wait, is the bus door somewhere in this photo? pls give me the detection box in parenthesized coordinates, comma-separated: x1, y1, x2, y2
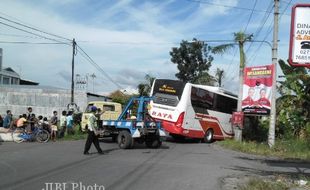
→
(183, 105, 196, 133)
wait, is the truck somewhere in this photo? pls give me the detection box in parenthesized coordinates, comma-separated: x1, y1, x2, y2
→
(98, 96, 166, 149)
(81, 101, 122, 131)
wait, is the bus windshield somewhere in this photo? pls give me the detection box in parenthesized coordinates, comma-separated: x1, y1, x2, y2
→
(152, 79, 186, 107)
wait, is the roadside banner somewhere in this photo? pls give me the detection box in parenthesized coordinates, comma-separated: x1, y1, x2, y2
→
(242, 65, 274, 115)
(232, 112, 244, 129)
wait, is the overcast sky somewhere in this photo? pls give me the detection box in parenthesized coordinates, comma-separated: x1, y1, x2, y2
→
(0, 0, 307, 95)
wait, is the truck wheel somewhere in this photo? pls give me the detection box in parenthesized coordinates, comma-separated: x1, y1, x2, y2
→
(204, 129, 214, 143)
(146, 136, 162, 149)
(117, 130, 133, 149)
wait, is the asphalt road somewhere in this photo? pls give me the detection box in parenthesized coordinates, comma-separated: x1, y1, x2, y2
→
(0, 139, 309, 190)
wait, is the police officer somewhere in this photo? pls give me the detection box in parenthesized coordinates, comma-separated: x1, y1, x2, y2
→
(84, 106, 103, 155)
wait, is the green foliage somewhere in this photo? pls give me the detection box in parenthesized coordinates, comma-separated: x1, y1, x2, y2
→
(195, 71, 216, 85)
(242, 117, 269, 142)
(170, 38, 213, 83)
(137, 74, 155, 96)
(212, 32, 253, 69)
(215, 68, 224, 87)
(238, 178, 289, 190)
(218, 139, 310, 160)
(61, 125, 87, 141)
(109, 90, 133, 106)
(276, 59, 310, 139)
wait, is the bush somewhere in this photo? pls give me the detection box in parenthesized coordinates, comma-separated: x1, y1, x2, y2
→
(242, 116, 268, 142)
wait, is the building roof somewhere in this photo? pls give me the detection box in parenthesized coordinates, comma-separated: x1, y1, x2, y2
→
(20, 79, 39, 85)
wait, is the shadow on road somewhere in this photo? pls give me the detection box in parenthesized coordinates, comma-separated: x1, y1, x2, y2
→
(226, 155, 310, 180)
(164, 136, 203, 144)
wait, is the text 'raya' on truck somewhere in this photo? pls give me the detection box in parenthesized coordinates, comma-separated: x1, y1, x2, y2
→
(83, 97, 166, 149)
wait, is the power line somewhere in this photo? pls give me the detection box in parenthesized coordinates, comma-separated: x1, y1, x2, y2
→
(246, 1, 273, 55)
(243, 0, 258, 32)
(185, 0, 290, 16)
(0, 21, 70, 45)
(0, 41, 69, 45)
(0, 15, 71, 41)
(248, 0, 292, 65)
(77, 41, 178, 46)
(0, 33, 42, 39)
(76, 44, 124, 90)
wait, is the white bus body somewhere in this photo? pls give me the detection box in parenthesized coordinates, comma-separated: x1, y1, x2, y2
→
(149, 79, 237, 141)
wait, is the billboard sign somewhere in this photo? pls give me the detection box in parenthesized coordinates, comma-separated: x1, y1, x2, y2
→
(242, 65, 274, 115)
(289, 4, 310, 68)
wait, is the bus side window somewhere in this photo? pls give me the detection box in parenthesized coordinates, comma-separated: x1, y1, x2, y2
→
(191, 87, 212, 115)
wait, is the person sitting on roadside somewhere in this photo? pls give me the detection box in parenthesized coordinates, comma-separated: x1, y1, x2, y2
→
(29, 113, 37, 131)
(16, 114, 28, 131)
(37, 115, 43, 126)
(42, 117, 50, 133)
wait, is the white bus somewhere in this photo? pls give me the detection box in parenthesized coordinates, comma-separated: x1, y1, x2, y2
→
(149, 79, 237, 142)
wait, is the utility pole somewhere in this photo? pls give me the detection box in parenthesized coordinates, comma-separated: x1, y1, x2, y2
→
(90, 73, 96, 93)
(268, 0, 279, 148)
(71, 38, 76, 104)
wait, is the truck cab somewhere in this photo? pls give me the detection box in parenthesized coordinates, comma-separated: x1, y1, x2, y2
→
(81, 101, 122, 131)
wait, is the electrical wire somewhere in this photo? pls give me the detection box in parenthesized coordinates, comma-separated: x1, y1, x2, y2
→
(248, 0, 293, 65)
(0, 21, 70, 45)
(245, 1, 273, 56)
(0, 41, 69, 45)
(185, 0, 290, 15)
(0, 15, 71, 41)
(76, 44, 124, 90)
(243, 0, 258, 32)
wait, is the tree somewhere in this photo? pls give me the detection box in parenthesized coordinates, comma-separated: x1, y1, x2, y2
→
(170, 38, 213, 83)
(215, 68, 224, 87)
(276, 59, 310, 139)
(195, 71, 216, 85)
(137, 74, 155, 96)
(109, 90, 132, 106)
(212, 31, 253, 141)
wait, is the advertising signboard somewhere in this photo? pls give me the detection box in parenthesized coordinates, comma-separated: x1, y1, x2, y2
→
(242, 65, 274, 115)
(289, 4, 310, 68)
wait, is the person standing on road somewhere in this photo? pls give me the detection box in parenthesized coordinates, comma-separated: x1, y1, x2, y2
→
(27, 107, 33, 120)
(59, 110, 67, 138)
(50, 111, 58, 141)
(66, 111, 74, 135)
(84, 106, 103, 155)
(3, 110, 12, 129)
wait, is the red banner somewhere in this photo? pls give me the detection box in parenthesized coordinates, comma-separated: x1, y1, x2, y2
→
(242, 65, 274, 115)
(232, 112, 244, 129)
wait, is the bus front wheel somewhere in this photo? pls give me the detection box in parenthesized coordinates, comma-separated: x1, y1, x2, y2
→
(204, 129, 214, 143)
(145, 136, 162, 148)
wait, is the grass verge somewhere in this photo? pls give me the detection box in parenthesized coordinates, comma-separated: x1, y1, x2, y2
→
(218, 139, 310, 160)
(59, 126, 87, 141)
(238, 178, 289, 190)
(238, 176, 310, 190)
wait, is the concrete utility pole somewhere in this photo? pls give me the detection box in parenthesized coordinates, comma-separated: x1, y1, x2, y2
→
(71, 38, 76, 104)
(90, 73, 96, 93)
(268, 0, 279, 148)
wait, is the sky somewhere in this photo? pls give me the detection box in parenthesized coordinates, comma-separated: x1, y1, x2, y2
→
(0, 0, 308, 95)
